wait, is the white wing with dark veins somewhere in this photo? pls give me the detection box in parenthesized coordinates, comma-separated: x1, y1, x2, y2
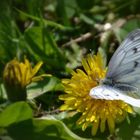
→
(106, 29, 140, 95)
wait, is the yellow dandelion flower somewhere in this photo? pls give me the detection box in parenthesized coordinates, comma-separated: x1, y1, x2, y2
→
(59, 52, 133, 135)
(3, 58, 43, 102)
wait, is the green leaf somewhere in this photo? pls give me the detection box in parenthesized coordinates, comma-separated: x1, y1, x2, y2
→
(16, 8, 66, 30)
(64, 0, 77, 18)
(0, 1, 21, 62)
(0, 101, 33, 127)
(61, 112, 107, 139)
(117, 114, 140, 140)
(33, 117, 91, 140)
(98, 47, 107, 69)
(0, 83, 7, 101)
(24, 26, 66, 71)
(56, 0, 70, 26)
(100, 30, 113, 60)
(76, 0, 94, 10)
(113, 18, 140, 42)
(80, 14, 95, 25)
(64, 43, 83, 69)
(27, 76, 63, 99)
(7, 116, 92, 140)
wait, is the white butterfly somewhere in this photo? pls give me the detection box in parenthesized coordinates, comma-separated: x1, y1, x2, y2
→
(90, 29, 140, 107)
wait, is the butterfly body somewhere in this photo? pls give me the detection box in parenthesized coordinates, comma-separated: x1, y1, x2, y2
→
(90, 29, 140, 107)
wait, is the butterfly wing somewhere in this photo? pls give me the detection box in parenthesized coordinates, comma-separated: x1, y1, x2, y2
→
(106, 29, 140, 94)
(90, 85, 140, 107)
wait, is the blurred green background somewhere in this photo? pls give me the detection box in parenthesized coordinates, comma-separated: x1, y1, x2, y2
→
(1, 0, 140, 140)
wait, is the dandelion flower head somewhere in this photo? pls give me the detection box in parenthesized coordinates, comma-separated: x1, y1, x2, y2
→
(59, 52, 133, 135)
